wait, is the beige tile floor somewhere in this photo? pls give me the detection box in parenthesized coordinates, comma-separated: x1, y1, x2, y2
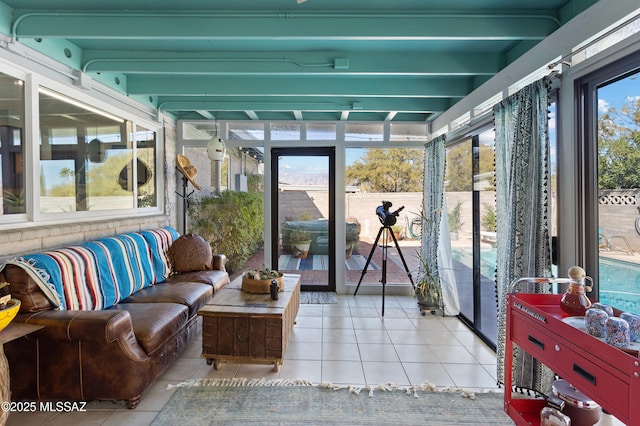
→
(7, 293, 500, 426)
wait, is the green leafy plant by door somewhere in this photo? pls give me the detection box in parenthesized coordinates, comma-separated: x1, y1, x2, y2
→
(188, 190, 264, 273)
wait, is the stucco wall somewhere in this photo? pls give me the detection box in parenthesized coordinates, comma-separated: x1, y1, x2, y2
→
(278, 191, 495, 242)
(598, 190, 640, 253)
(278, 191, 424, 242)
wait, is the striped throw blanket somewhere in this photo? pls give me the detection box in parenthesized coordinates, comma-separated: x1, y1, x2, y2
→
(7, 227, 179, 310)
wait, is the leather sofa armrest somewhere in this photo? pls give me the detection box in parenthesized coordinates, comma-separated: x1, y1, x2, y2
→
(15, 310, 147, 359)
(212, 253, 227, 272)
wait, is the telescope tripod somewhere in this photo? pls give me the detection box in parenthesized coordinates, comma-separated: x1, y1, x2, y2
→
(353, 225, 416, 316)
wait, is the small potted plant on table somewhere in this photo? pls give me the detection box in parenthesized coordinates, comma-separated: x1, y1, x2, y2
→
(241, 266, 284, 294)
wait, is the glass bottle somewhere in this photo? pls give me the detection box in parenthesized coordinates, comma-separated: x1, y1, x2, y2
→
(541, 395, 571, 425)
(560, 266, 593, 317)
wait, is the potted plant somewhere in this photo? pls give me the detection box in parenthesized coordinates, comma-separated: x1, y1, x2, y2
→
(241, 265, 284, 294)
(480, 203, 497, 246)
(2, 189, 25, 214)
(391, 224, 403, 240)
(289, 229, 312, 259)
(345, 241, 354, 259)
(448, 200, 463, 240)
(298, 212, 313, 221)
(481, 203, 496, 231)
(413, 207, 444, 314)
(415, 254, 442, 314)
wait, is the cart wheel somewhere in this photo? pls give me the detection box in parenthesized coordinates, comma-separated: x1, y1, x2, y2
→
(205, 358, 213, 366)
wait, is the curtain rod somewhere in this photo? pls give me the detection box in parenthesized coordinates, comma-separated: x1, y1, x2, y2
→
(548, 11, 640, 69)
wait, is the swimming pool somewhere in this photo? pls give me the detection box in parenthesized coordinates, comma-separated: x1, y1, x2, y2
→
(451, 247, 640, 315)
(451, 247, 497, 280)
(599, 257, 640, 314)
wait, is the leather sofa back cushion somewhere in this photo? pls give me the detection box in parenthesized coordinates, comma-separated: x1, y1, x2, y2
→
(1, 264, 54, 312)
(169, 233, 213, 273)
(0, 227, 180, 311)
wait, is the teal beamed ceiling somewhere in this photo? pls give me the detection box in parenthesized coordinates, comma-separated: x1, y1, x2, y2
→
(0, 0, 599, 122)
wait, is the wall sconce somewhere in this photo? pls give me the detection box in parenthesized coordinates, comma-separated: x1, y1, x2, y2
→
(207, 118, 226, 161)
(207, 135, 226, 161)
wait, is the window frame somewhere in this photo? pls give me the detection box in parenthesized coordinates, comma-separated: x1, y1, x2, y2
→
(0, 66, 164, 228)
(577, 50, 640, 297)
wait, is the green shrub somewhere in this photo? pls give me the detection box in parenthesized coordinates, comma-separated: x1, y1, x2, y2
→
(298, 212, 314, 221)
(448, 200, 463, 232)
(188, 191, 264, 273)
(481, 203, 497, 232)
(246, 174, 263, 193)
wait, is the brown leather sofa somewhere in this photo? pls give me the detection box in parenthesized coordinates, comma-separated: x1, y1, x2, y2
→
(0, 228, 229, 409)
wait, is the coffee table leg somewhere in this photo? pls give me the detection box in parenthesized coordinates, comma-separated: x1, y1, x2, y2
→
(214, 359, 221, 370)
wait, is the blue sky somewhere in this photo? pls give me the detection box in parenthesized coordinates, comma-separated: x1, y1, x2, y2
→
(598, 70, 639, 115)
(277, 148, 366, 177)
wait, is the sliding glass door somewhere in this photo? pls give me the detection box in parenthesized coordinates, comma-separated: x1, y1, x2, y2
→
(271, 147, 336, 291)
(447, 129, 498, 348)
(579, 53, 640, 313)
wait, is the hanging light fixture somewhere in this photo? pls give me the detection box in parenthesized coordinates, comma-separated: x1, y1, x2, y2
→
(207, 115, 226, 161)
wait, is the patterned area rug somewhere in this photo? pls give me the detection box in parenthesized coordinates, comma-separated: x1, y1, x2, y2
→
(279, 255, 379, 271)
(153, 379, 510, 425)
(300, 292, 337, 304)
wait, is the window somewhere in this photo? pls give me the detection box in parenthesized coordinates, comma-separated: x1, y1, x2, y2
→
(307, 123, 336, 140)
(344, 147, 424, 287)
(0, 73, 25, 216)
(38, 87, 148, 213)
(135, 125, 157, 208)
(228, 122, 264, 141)
(390, 123, 428, 142)
(579, 52, 640, 313)
(270, 123, 300, 140)
(345, 123, 384, 142)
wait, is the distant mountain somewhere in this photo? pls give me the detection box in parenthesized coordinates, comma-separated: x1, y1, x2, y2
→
(279, 172, 328, 186)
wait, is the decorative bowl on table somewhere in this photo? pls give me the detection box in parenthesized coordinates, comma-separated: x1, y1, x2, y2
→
(241, 268, 284, 294)
(0, 299, 21, 332)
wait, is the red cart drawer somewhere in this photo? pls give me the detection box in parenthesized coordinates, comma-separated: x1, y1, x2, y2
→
(510, 309, 560, 363)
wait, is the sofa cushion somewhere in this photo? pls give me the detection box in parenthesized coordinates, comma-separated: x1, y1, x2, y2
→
(119, 282, 213, 317)
(169, 233, 213, 273)
(165, 270, 230, 293)
(0, 264, 56, 312)
(108, 302, 188, 355)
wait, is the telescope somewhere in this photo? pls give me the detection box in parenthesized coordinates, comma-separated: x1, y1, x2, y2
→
(376, 201, 404, 227)
(355, 200, 414, 316)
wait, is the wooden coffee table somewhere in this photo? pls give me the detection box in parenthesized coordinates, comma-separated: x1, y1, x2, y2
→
(198, 273, 300, 372)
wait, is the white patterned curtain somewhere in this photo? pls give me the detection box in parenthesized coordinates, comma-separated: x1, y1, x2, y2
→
(422, 135, 460, 316)
(495, 78, 553, 394)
